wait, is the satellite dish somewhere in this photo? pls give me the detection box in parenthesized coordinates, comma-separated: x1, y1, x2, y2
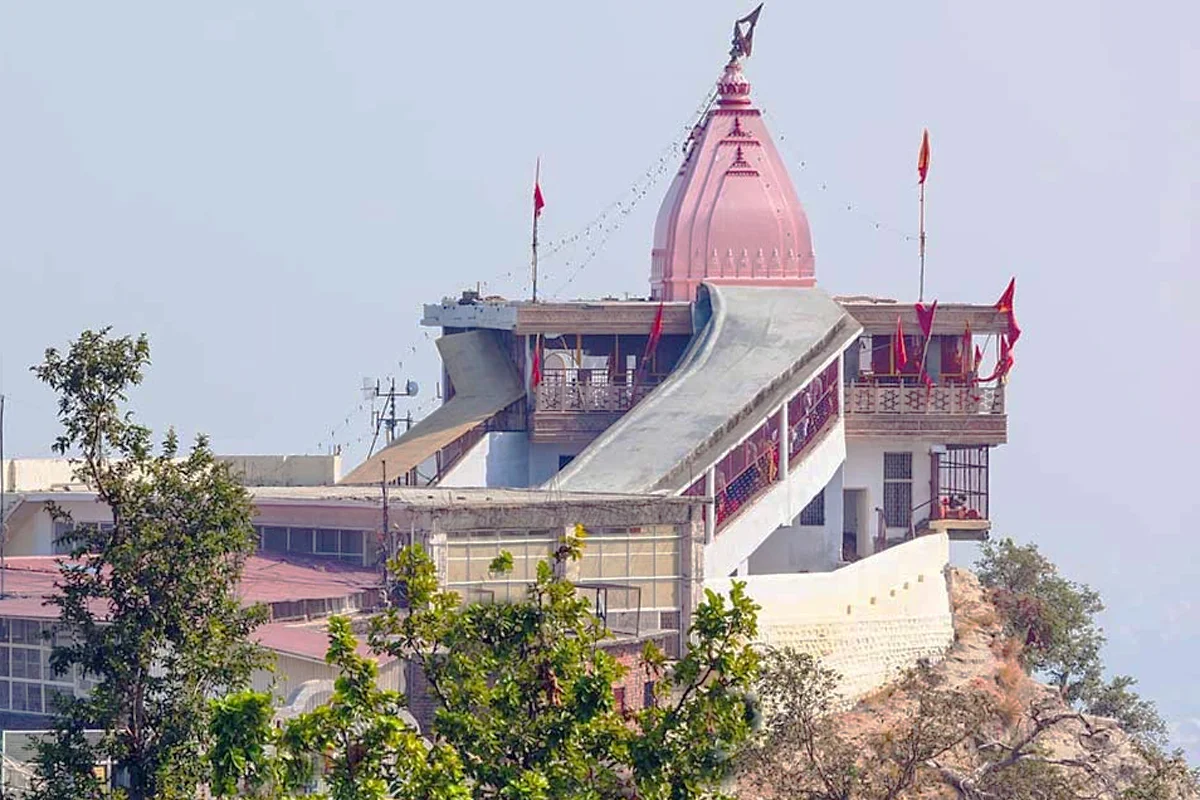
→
(405, 380, 420, 397)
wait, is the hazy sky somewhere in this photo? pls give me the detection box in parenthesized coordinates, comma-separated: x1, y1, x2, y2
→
(1, 1, 1196, 756)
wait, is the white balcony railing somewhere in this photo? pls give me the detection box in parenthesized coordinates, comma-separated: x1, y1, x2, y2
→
(844, 381, 1004, 416)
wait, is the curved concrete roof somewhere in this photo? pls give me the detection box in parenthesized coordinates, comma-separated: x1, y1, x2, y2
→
(550, 283, 860, 495)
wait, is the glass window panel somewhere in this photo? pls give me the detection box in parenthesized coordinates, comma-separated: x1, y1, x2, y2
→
(12, 620, 39, 645)
(0, 647, 8, 677)
(288, 529, 314, 554)
(654, 540, 679, 577)
(0, 618, 9, 643)
(315, 529, 339, 553)
(263, 527, 288, 553)
(340, 530, 364, 555)
(0, 679, 9, 710)
(467, 545, 498, 581)
(579, 552, 603, 580)
(628, 541, 655, 578)
(601, 546, 628, 579)
(13, 648, 41, 680)
(656, 580, 679, 609)
(446, 557, 469, 583)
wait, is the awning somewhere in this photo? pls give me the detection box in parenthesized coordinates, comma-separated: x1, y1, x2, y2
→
(339, 330, 523, 485)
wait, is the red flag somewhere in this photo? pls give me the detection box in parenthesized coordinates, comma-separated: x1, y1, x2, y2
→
(997, 334, 1014, 380)
(962, 321, 974, 373)
(645, 301, 665, 357)
(893, 316, 908, 372)
(979, 335, 1014, 383)
(917, 129, 931, 185)
(995, 277, 1015, 313)
(914, 300, 938, 340)
(531, 336, 543, 387)
(533, 158, 546, 219)
(1007, 310, 1021, 347)
(533, 182, 545, 219)
(974, 345, 983, 371)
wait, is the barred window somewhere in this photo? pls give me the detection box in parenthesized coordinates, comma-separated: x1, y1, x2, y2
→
(798, 490, 825, 526)
(883, 452, 913, 528)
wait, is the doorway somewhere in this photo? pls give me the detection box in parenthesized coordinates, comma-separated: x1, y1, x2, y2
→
(842, 489, 869, 562)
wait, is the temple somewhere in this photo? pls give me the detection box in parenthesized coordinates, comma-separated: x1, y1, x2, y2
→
(341, 14, 1011, 582)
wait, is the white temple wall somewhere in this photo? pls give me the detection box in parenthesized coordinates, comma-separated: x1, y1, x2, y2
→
(843, 438, 936, 550)
(439, 432, 530, 489)
(747, 465, 844, 574)
(707, 533, 954, 704)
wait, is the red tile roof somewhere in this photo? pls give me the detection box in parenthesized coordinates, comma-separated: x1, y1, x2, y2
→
(0, 554, 380, 618)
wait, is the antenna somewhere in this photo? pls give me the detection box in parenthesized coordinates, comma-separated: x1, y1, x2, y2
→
(364, 374, 422, 458)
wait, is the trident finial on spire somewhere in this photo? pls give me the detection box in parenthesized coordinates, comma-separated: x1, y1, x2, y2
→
(730, 4, 764, 62)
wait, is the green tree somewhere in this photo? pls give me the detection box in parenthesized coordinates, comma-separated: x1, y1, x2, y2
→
(29, 329, 268, 800)
(209, 617, 469, 800)
(976, 539, 1170, 742)
(211, 531, 762, 799)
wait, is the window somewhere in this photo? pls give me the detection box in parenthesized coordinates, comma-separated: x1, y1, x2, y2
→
(12, 620, 42, 646)
(883, 452, 913, 528)
(288, 528, 314, 555)
(12, 648, 42, 680)
(613, 686, 627, 713)
(262, 527, 288, 553)
(316, 529, 339, 554)
(12, 681, 42, 714)
(53, 522, 113, 555)
(798, 490, 825, 526)
(643, 681, 656, 709)
(558, 454, 575, 470)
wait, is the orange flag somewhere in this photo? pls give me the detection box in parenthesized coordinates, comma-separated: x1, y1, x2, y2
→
(917, 129, 931, 185)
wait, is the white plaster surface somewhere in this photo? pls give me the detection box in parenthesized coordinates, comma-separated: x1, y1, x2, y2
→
(708, 533, 954, 703)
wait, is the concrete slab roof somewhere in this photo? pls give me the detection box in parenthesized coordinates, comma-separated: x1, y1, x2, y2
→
(552, 283, 861, 494)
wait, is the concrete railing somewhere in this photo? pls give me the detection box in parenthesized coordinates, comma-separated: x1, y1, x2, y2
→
(845, 381, 1004, 416)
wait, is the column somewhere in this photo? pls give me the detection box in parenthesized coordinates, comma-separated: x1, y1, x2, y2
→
(704, 468, 716, 544)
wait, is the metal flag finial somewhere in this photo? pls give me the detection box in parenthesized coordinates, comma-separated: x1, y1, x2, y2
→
(730, 4, 764, 62)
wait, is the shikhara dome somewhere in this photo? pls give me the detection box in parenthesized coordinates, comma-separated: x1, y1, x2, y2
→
(650, 59, 816, 301)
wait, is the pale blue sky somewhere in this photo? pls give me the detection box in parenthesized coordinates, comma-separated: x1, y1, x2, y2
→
(1, 1, 1196, 755)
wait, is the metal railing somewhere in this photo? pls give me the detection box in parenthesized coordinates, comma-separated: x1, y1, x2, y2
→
(715, 443, 781, 528)
(844, 380, 1004, 416)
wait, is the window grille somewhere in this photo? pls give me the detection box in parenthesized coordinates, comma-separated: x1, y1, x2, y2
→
(883, 452, 913, 528)
(798, 490, 825, 526)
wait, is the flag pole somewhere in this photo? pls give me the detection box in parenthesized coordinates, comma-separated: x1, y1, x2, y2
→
(918, 179, 926, 302)
(916, 128, 930, 302)
(531, 158, 541, 303)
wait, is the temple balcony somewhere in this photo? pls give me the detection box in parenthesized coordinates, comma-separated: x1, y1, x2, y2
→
(530, 368, 662, 444)
(844, 380, 1007, 445)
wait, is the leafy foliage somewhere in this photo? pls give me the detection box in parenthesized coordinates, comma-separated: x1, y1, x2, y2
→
(739, 649, 992, 799)
(976, 539, 1171, 745)
(370, 529, 762, 799)
(210, 617, 469, 800)
(741, 647, 1197, 800)
(29, 329, 267, 800)
(209, 531, 762, 799)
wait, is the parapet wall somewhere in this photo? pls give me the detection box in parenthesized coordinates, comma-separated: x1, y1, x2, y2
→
(705, 533, 954, 704)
